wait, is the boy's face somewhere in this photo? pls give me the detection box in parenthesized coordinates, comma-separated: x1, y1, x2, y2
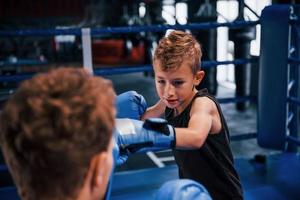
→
(153, 59, 204, 111)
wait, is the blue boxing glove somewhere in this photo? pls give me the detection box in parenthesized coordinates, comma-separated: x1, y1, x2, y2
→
(115, 118, 176, 154)
(116, 91, 148, 120)
(112, 136, 128, 166)
(155, 179, 212, 200)
(105, 134, 129, 199)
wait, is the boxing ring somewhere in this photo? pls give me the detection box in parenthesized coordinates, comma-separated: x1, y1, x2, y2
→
(1, 4, 300, 200)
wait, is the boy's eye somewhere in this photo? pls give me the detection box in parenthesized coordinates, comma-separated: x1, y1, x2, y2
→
(172, 80, 184, 86)
(157, 80, 165, 84)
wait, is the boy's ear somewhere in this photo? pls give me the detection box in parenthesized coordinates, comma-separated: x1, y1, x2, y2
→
(194, 70, 205, 84)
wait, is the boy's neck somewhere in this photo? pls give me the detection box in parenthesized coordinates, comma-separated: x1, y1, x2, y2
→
(172, 90, 198, 117)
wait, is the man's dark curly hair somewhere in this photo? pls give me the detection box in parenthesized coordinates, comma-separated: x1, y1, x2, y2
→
(0, 67, 116, 200)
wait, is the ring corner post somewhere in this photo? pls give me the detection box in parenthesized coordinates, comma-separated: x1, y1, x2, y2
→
(81, 28, 94, 75)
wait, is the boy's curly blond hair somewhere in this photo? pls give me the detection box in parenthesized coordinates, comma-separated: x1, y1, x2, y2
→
(153, 30, 202, 74)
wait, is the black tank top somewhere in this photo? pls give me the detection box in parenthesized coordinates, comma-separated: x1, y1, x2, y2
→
(165, 89, 243, 200)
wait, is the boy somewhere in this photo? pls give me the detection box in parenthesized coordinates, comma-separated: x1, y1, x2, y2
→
(0, 68, 116, 200)
(141, 30, 243, 200)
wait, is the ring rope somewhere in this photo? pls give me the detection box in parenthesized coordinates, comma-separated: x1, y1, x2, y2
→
(230, 133, 257, 141)
(287, 96, 300, 106)
(0, 59, 48, 67)
(0, 20, 259, 37)
(0, 58, 258, 81)
(286, 135, 300, 146)
(288, 57, 300, 65)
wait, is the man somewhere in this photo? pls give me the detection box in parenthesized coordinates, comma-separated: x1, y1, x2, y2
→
(0, 68, 116, 200)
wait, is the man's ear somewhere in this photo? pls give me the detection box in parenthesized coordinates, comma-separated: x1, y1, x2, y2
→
(93, 152, 108, 188)
(194, 70, 205, 85)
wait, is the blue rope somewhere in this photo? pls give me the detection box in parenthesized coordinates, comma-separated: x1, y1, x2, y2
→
(286, 135, 300, 146)
(202, 58, 258, 68)
(0, 28, 81, 37)
(230, 132, 257, 141)
(0, 59, 48, 67)
(0, 73, 34, 82)
(0, 58, 258, 81)
(287, 96, 300, 106)
(0, 57, 257, 69)
(0, 20, 260, 37)
(288, 57, 300, 65)
(218, 96, 257, 104)
(94, 58, 258, 75)
(94, 65, 153, 76)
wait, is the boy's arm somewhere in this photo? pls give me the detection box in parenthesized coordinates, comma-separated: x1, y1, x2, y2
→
(175, 97, 221, 149)
(141, 99, 166, 120)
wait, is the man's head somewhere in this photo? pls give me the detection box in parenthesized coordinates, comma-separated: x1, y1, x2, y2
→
(153, 30, 202, 74)
(0, 68, 116, 200)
